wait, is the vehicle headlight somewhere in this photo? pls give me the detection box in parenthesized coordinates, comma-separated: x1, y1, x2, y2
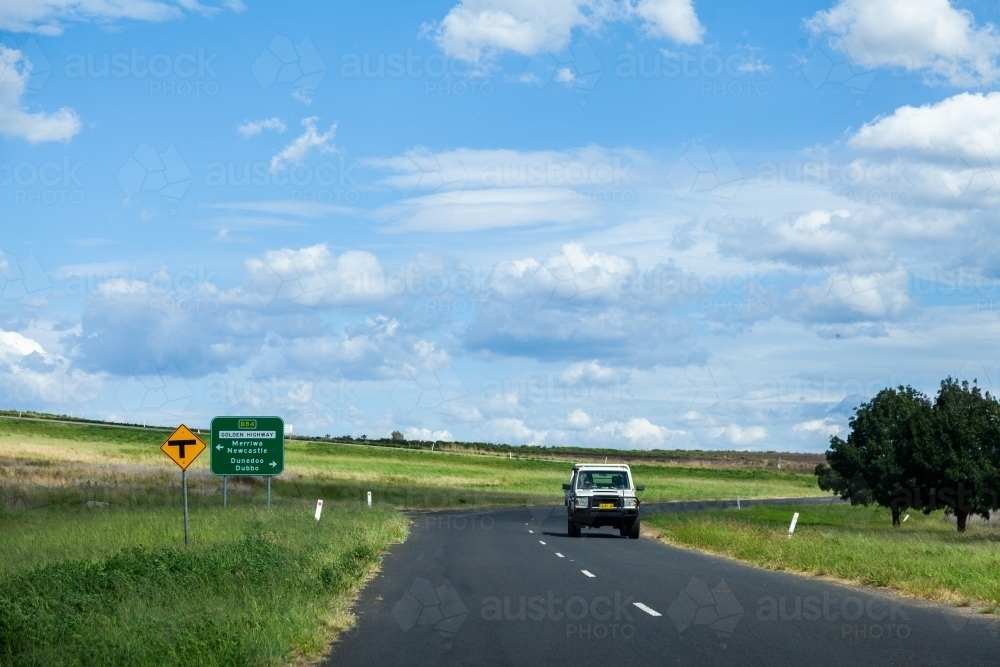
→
(575, 497, 589, 508)
(623, 498, 637, 508)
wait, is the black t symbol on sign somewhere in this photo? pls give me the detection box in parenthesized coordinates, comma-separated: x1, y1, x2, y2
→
(167, 439, 196, 458)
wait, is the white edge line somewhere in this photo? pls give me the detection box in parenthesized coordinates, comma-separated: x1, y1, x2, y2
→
(634, 602, 661, 617)
(581, 570, 595, 578)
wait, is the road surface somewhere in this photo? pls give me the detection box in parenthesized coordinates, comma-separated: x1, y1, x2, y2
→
(325, 501, 998, 666)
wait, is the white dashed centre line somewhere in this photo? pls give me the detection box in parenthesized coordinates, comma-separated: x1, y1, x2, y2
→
(539, 540, 546, 545)
(555, 553, 564, 558)
(634, 602, 662, 617)
(528, 530, 533, 533)
(581, 570, 595, 578)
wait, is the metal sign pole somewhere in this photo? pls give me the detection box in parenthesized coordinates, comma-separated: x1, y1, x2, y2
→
(182, 468, 190, 547)
(223, 476, 227, 508)
(267, 476, 271, 507)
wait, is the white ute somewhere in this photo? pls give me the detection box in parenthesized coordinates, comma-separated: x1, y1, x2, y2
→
(563, 463, 645, 539)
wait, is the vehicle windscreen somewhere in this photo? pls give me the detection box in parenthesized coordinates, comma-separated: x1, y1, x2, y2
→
(576, 470, 630, 490)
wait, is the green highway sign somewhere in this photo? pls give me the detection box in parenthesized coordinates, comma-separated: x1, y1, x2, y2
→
(210, 416, 284, 476)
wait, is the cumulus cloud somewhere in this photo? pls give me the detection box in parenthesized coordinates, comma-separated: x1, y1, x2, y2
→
(806, 0, 1000, 85)
(558, 359, 626, 386)
(464, 243, 702, 365)
(481, 417, 548, 444)
(429, 0, 703, 63)
(850, 92, 1000, 162)
(404, 427, 455, 441)
(244, 244, 390, 308)
(269, 117, 337, 173)
(793, 418, 843, 437)
(716, 424, 767, 445)
(237, 117, 287, 138)
(566, 408, 592, 428)
(1, 0, 243, 35)
(633, 0, 704, 44)
(587, 417, 684, 446)
(0, 46, 80, 142)
(0, 329, 45, 362)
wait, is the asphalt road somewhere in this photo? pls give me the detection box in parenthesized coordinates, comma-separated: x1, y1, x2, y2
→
(325, 501, 999, 666)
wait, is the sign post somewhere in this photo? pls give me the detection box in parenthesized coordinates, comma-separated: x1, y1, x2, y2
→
(210, 417, 284, 505)
(159, 424, 207, 546)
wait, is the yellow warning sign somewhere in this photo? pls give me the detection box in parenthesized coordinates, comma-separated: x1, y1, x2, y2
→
(160, 424, 207, 470)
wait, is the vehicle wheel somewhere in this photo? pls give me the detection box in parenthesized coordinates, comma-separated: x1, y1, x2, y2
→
(568, 519, 581, 537)
(628, 519, 640, 539)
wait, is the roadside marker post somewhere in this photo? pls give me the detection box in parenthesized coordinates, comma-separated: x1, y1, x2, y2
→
(788, 512, 800, 537)
(367, 491, 372, 507)
(737, 496, 741, 510)
(159, 424, 207, 547)
(315, 499, 323, 521)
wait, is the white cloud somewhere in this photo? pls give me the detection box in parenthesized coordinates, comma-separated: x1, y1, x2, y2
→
(269, 117, 337, 173)
(592, 417, 683, 446)
(430, 0, 702, 63)
(566, 408, 592, 428)
(559, 359, 624, 385)
(0, 0, 243, 35)
(244, 244, 390, 307)
(619, 417, 678, 445)
(806, 0, 1000, 85)
(793, 418, 843, 437)
(0, 329, 45, 361)
(0, 46, 80, 142)
(849, 92, 1000, 162)
(237, 117, 287, 138)
(489, 242, 635, 304)
(634, 0, 704, 44)
(481, 417, 548, 444)
(370, 145, 642, 232)
(717, 424, 767, 444)
(404, 427, 455, 441)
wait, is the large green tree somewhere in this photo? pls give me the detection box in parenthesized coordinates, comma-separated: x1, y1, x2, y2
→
(911, 378, 1000, 531)
(816, 386, 932, 526)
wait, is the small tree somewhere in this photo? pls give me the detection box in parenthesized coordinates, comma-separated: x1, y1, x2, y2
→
(391, 430, 405, 442)
(816, 386, 932, 526)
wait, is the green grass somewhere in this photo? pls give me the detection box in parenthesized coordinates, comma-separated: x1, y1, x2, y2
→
(646, 503, 1000, 609)
(0, 501, 407, 666)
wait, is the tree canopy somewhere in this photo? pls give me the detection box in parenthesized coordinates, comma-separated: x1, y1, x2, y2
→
(816, 378, 1000, 531)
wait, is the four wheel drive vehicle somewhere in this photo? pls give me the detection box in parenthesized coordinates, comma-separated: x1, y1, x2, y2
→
(563, 463, 645, 539)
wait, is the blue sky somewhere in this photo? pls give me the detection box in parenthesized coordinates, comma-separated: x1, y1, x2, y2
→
(3, 0, 1000, 450)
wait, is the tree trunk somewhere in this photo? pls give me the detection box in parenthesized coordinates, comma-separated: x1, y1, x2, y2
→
(891, 508, 900, 527)
(956, 511, 968, 532)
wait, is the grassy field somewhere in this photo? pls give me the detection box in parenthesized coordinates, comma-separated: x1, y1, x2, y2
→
(0, 415, 822, 665)
(646, 503, 1000, 610)
(0, 416, 822, 511)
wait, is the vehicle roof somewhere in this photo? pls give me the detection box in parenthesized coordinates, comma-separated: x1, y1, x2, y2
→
(572, 463, 631, 470)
